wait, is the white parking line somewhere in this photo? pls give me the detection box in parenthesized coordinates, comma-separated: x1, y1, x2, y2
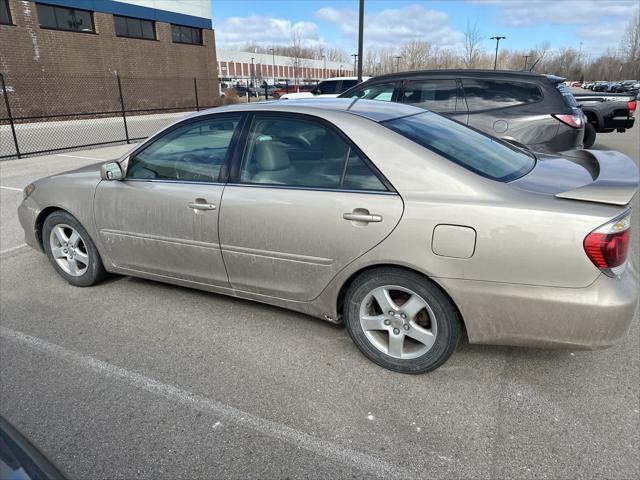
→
(0, 186, 22, 191)
(0, 326, 413, 480)
(0, 244, 28, 255)
(55, 154, 103, 161)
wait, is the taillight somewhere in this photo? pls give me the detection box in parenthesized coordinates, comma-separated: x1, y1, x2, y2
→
(553, 113, 583, 129)
(583, 212, 631, 277)
(628, 100, 636, 116)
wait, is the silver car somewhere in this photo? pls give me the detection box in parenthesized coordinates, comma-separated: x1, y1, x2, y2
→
(17, 99, 639, 373)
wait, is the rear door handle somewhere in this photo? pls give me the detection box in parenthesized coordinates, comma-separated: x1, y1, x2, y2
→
(343, 212, 382, 223)
(188, 201, 216, 211)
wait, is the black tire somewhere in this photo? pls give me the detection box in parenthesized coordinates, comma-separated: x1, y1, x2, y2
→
(583, 122, 597, 149)
(344, 267, 462, 374)
(42, 210, 107, 287)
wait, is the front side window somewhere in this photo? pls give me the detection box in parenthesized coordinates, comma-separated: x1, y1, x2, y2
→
(347, 82, 398, 102)
(462, 79, 543, 111)
(127, 116, 241, 182)
(114, 15, 155, 40)
(36, 3, 95, 33)
(1, 0, 11, 25)
(239, 115, 386, 191)
(171, 24, 202, 45)
(383, 112, 535, 182)
(339, 79, 359, 92)
(401, 79, 459, 112)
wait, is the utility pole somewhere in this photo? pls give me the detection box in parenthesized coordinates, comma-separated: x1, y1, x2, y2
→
(250, 57, 255, 102)
(357, 0, 364, 82)
(394, 55, 402, 72)
(322, 55, 326, 79)
(490, 36, 506, 70)
(269, 48, 276, 85)
(351, 54, 358, 76)
(523, 55, 530, 71)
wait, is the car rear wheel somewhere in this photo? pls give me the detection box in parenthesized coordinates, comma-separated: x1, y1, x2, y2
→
(584, 122, 597, 148)
(344, 267, 462, 374)
(43, 211, 107, 287)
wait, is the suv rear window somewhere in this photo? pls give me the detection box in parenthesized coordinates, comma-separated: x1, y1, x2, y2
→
(383, 112, 535, 182)
(555, 82, 579, 108)
(462, 79, 543, 111)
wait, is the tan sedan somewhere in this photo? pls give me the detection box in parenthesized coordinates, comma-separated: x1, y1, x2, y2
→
(18, 99, 639, 373)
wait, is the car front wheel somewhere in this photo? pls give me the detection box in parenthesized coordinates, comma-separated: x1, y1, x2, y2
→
(42, 211, 107, 287)
(344, 267, 462, 374)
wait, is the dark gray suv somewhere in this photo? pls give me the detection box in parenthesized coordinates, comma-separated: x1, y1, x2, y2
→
(339, 70, 585, 153)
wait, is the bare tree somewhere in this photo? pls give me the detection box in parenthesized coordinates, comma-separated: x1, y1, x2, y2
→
(463, 22, 483, 68)
(620, 8, 640, 78)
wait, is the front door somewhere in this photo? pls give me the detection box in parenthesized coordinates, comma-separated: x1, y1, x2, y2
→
(219, 113, 404, 301)
(94, 114, 243, 286)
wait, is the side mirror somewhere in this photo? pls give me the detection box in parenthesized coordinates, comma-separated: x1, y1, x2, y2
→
(100, 161, 124, 181)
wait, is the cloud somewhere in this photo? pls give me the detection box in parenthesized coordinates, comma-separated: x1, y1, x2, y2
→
(474, 0, 636, 27)
(214, 14, 323, 50)
(316, 5, 465, 50)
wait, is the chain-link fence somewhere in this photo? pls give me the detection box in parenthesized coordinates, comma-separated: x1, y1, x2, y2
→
(0, 72, 220, 159)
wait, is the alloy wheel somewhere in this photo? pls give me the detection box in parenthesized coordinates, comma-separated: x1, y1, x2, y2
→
(49, 223, 89, 277)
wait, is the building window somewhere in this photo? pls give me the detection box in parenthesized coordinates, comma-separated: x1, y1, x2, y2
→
(1, 0, 12, 25)
(171, 24, 202, 45)
(36, 3, 95, 33)
(114, 15, 155, 40)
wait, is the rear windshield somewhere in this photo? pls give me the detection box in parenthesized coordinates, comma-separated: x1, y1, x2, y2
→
(555, 83, 579, 108)
(383, 112, 535, 182)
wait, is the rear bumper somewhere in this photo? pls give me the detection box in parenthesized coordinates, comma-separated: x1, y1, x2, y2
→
(604, 115, 635, 131)
(438, 267, 638, 349)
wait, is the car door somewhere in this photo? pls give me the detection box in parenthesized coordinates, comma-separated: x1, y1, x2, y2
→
(94, 114, 244, 286)
(218, 112, 404, 301)
(399, 78, 468, 123)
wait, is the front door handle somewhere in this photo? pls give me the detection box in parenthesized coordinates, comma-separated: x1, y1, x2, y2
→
(188, 200, 216, 211)
(343, 211, 382, 223)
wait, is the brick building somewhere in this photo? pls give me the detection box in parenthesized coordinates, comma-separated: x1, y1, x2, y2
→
(0, 0, 219, 116)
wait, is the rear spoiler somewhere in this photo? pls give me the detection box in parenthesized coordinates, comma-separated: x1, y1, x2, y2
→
(556, 149, 639, 206)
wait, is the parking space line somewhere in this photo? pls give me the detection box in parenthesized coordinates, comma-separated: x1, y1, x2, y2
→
(0, 326, 414, 480)
(0, 186, 22, 191)
(0, 244, 28, 255)
(54, 154, 104, 161)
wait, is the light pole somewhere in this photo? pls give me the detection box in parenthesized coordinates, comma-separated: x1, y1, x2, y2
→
(394, 55, 402, 72)
(490, 36, 506, 70)
(357, 0, 364, 82)
(351, 54, 358, 76)
(269, 48, 276, 85)
(250, 57, 255, 102)
(322, 55, 326, 79)
(523, 55, 530, 71)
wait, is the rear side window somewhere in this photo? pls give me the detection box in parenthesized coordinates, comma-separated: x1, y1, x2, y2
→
(317, 80, 340, 95)
(555, 83, 579, 108)
(401, 79, 459, 112)
(339, 80, 359, 92)
(462, 79, 543, 111)
(383, 112, 535, 182)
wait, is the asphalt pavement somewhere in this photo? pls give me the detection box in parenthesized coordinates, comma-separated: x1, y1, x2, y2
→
(0, 128, 638, 479)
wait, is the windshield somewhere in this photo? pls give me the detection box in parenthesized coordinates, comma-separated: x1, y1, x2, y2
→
(382, 112, 536, 182)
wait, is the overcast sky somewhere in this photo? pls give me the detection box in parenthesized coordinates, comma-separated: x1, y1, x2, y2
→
(211, 0, 638, 55)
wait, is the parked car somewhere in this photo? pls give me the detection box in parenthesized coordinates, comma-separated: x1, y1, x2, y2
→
(233, 85, 257, 98)
(574, 91, 637, 147)
(18, 99, 639, 374)
(279, 77, 370, 99)
(0, 416, 67, 479)
(593, 82, 609, 92)
(571, 81, 582, 87)
(339, 69, 585, 153)
(271, 84, 314, 98)
(614, 80, 639, 93)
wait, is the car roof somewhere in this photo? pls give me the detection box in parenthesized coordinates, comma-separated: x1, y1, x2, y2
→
(322, 76, 371, 81)
(365, 69, 562, 83)
(193, 98, 424, 123)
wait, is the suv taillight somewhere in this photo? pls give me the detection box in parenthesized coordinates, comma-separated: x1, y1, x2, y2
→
(553, 113, 583, 129)
(628, 100, 636, 116)
(583, 212, 631, 277)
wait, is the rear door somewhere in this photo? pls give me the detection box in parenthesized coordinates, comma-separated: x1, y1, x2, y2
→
(399, 78, 467, 123)
(218, 112, 404, 301)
